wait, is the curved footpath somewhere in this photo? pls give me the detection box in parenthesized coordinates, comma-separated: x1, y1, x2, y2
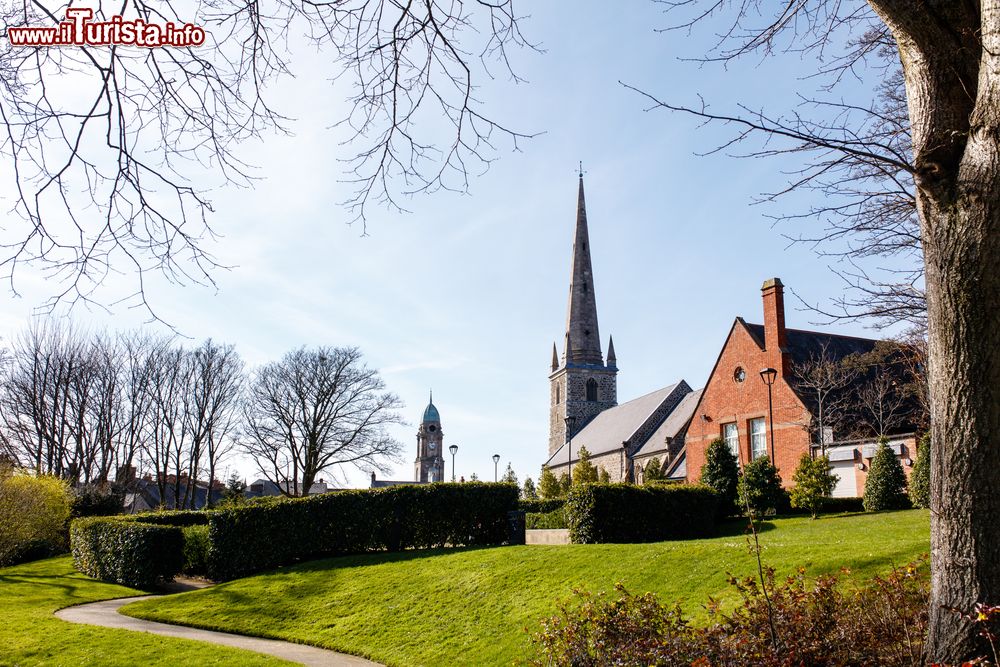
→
(56, 595, 382, 667)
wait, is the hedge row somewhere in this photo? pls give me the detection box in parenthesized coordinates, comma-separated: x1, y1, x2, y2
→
(519, 498, 565, 514)
(70, 516, 184, 587)
(566, 483, 719, 544)
(207, 482, 520, 580)
(526, 508, 567, 530)
(119, 510, 210, 526)
(777, 494, 866, 516)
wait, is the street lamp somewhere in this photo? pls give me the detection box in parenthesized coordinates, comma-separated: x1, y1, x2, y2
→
(492, 453, 501, 482)
(564, 415, 576, 482)
(759, 367, 778, 461)
(449, 444, 458, 482)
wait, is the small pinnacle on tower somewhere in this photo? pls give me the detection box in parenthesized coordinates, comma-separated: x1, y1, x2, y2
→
(551, 342, 559, 371)
(607, 335, 617, 368)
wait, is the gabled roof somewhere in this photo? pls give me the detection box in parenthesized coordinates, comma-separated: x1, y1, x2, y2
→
(546, 382, 688, 466)
(742, 322, 881, 367)
(634, 388, 703, 457)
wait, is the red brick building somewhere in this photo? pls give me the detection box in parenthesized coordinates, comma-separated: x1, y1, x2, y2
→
(683, 278, 920, 492)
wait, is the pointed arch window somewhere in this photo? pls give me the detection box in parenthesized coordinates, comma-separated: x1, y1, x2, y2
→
(586, 378, 598, 402)
(555, 385, 561, 405)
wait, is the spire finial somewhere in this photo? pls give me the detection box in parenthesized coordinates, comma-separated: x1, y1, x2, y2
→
(429, 389, 433, 404)
(578, 161, 586, 178)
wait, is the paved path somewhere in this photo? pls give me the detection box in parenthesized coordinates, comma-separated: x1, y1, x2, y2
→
(56, 596, 382, 667)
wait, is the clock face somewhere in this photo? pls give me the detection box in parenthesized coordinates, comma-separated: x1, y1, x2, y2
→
(429, 442, 436, 451)
(428, 425, 437, 432)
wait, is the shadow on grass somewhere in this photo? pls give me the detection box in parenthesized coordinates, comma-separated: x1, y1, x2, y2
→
(714, 519, 777, 538)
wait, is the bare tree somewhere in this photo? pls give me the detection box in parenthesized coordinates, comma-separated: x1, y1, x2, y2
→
(790, 342, 860, 452)
(242, 346, 403, 496)
(184, 340, 244, 506)
(850, 345, 911, 438)
(0, 0, 534, 319)
(646, 3, 999, 659)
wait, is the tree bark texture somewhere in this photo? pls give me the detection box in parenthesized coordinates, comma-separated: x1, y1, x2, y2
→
(869, 1, 1000, 661)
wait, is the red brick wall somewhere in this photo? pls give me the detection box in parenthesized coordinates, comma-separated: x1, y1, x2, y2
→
(685, 321, 812, 485)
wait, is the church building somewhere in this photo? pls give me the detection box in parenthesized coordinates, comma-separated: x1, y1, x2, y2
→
(371, 393, 446, 487)
(544, 175, 701, 482)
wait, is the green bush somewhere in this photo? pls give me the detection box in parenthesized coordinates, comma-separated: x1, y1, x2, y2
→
(642, 457, 666, 484)
(700, 438, 739, 517)
(572, 447, 599, 486)
(70, 485, 125, 518)
(909, 434, 930, 509)
(70, 517, 184, 587)
(565, 483, 718, 544)
(207, 482, 519, 580)
(819, 496, 864, 514)
(789, 454, 839, 518)
(526, 508, 568, 530)
(0, 470, 73, 566)
(529, 558, 931, 666)
(864, 438, 909, 512)
(182, 525, 210, 576)
(538, 466, 562, 499)
(737, 456, 784, 517)
(519, 498, 565, 514)
(123, 511, 210, 527)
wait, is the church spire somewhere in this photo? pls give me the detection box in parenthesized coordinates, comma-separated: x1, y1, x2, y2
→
(563, 174, 604, 365)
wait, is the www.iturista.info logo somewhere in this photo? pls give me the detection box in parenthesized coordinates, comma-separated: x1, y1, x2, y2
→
(7, 8, 206, 47)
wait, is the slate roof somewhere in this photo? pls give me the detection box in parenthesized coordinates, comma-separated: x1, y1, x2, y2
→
(546, 383, 688, 466)
(634, 388, 704, 458)
(742, 320, 921, 432)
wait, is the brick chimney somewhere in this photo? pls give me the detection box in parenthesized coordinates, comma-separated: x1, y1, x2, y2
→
(761, 277, 789, 374)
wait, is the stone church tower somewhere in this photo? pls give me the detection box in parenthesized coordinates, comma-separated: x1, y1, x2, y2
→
(415, 393, 446, 482)
(548, 175, 618, 456)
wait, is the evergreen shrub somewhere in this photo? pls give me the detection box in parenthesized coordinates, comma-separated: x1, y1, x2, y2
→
(182, 525, 210, 575)
(700, 438, 739, 517)
(70, 516, 184, 587)
(206, 482, 519, 580)
(737, 456, 784, 517)
(909, 434, 930, 509)
(526, 508, 568, 530)
(864, 438, 910, 512)
(565, 483, 718, 544)
(519, 498, 565, 514)
(789, 454, 838, 518)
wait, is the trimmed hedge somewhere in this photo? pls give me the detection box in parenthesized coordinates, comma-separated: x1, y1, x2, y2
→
(207, 482, 520, 580)
(526, 508, 567, 530)
(70, 517, 184, 587)
(566, 483, 719, 544)
(121, 510, 210, 526)
(182, 525, 210, 575)
(519, 498, 565, 514)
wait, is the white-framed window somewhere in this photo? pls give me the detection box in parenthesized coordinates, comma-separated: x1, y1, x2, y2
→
(750, 418, 767, 460)
(722, 422, 739, 459)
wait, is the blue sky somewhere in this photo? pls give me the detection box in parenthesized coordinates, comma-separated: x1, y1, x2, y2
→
(0, 2, 908, 486)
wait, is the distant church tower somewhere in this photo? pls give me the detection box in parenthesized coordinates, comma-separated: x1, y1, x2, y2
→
(548, 174, 618, 456)
(415, 392, 446, 482)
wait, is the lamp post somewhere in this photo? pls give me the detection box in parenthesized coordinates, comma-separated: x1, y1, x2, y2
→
(492, 453, 501, 482)
(760, 367, 778, 461)
(564, 415, 576, 482)
(449, 444, 458, 482)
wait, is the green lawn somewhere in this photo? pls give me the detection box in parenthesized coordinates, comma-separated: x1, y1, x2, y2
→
(0, 556, 290, 666)
(124, 509, 930, 667)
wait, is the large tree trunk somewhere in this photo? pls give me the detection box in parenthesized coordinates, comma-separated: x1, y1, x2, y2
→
(869, 1, 1000, 662)
(921, 113, 1000, 665)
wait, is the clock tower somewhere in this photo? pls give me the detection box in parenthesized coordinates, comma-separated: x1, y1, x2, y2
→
(415, 392, 446, 482)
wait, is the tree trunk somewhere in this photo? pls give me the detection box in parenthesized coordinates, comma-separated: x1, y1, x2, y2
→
(922, 146, 1000, 664)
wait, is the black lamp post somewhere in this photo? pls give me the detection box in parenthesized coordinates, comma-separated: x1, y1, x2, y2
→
(760, 367, 778, 461)
(492, 453, 501, 482)
(449, 444, 458, 482)
(564, 415, 576, 482)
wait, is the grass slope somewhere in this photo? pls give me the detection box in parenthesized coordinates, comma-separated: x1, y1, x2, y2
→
(0, 556, 290, 667)
(124, 510, 929, 666)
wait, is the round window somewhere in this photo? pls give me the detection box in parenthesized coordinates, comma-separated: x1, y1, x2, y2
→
(734, 367, 746, 383)
(428, 425, 437, 432)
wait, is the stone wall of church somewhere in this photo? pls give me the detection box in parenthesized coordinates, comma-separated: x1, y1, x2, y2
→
(548, 449, 627, 482)
(548, 365, 618, 456)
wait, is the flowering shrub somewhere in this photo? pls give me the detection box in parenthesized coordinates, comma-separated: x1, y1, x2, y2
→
(529, 557, 936, 666)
